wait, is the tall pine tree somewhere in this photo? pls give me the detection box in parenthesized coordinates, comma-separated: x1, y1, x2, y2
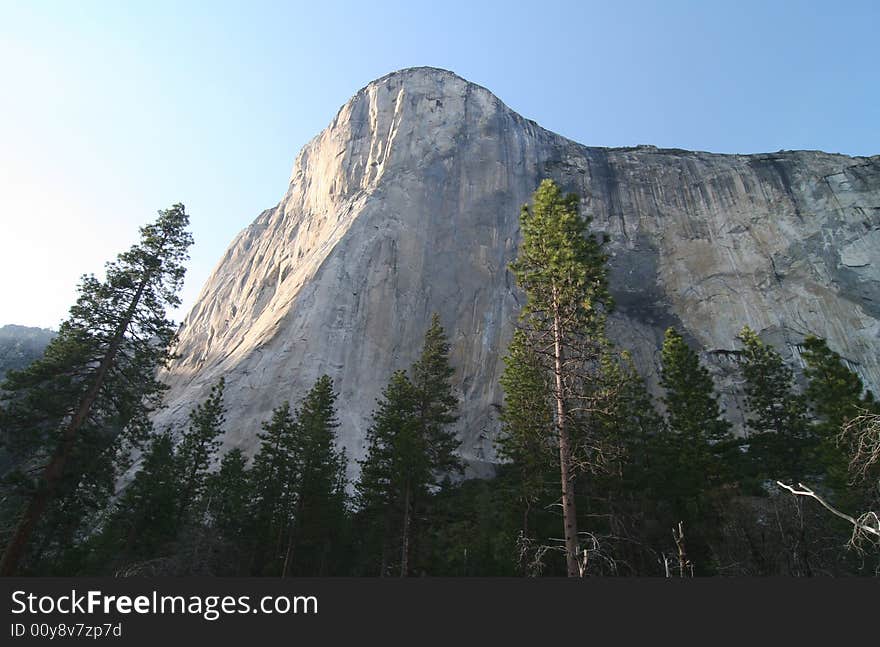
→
(205, 447, 250, 573)
(175, 377, 226, 523)
(356, 371, 421, 576)
(507, 179, 612, 577)
(736, 326, 811, 483)
(801, 336, 877, 500)
(356, 315, 461, 576)
(247, 402, 298, 575)
(654, 328, 734, 573)
(98, 431, 180, 570)
(0, 204, 193, 575)
(497, 329, 555, 539)
(283, 375, 348, 576)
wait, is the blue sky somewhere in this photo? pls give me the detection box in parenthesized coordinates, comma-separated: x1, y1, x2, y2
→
(1, 0, 877, 328)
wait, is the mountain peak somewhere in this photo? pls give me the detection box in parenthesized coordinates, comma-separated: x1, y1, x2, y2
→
(157, 72, 880, 478)
(368, 66, 465, 85)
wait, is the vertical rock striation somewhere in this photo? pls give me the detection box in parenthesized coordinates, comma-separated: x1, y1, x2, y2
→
(154, 67, 880, 475)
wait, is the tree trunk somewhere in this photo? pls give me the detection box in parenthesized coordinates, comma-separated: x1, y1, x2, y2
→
(379, 506, 393, 577)
(0, 273, 152, 576)
(282, 497, 303, 578)
(552, 298, 580, 578)
(400, 480, 412, 577)
(281, 530, 294, 578)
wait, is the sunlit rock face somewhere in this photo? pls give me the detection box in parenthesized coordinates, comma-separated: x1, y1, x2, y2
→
(154, 67, 880, 475)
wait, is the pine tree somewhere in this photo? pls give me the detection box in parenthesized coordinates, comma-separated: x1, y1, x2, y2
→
(410, 314, 461, 476)
(247, 402, 298, 575)
(175, 377, 226, 522)
(801, 336, 877, 497)
(100, 431, 180, 568)
(403, 314, 462, 575)
(507, 179, 612, 577)
(497, 329, 555, 538)
(594, 353, 665, 492)
(653, 328, 734, 573)
(736, 326, 811, 482)
(356, 371, 421, 575)
(661, 328, 731, 444)
(283, 375, 348, 576)
(565, 353, 666, 576)
(205, 448, 250, 574)
(0, 204, 192, 575)
(356, 316, 461, 576)
(658, 327, 732, 503)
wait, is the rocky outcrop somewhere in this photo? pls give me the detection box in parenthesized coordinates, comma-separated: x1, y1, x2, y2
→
(154, 67, 880, 475)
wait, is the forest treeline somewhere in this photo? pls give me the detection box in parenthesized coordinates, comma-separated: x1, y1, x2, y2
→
(0, 186, 878, 577)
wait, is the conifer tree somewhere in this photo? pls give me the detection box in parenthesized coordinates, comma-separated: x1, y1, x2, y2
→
(658, 328, 732, 501)
(661, 328, 731, 443)
(410, 314, 461, 477)
(561, 353, 666, 576)
(206, 448, 250, 573)
(284, 375, 348, 576)
(100, 431, 180, 568)
(507, 179, 612, 577)
(0, 204, 192, 575)
(497, 329, 555, 537)
(594, 353, 664, 491)
(801, 336, 877, 496)
(247, 402, 298, 575)
(402, 314, 462, 574)
(355, 371, 420, 576)
(802, 336, 874, 430)
(736, 326, 811, 482)
(175, 377, 226, 522)
(356, 316, 461, 576)
(653, 328, 734, 573)
(207, 449, 249, 535)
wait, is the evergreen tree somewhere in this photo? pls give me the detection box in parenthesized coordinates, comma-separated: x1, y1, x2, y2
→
(410, 314, 461, 477)
(802, 336, 873, 430)
(99, 431, 180, 568)
(654, 328, 732, 562)
(356, 316, 461, 577)
(424, 476, 521, 576)
(736, 326, 811, 483)
(247, 402, 298, 575)
(0, 204, 192, 575)
(593, 353, 665, 492)
(801, 336, 877, 497)
(356, 371, 421, 575)
(507, 179, 612, 576)
(402, 314, 462, 574)
(284, 375, 348, 576)
(207, 449, 249, 538)
(205, 448, 250, 574)
(570, 353, 666, 576)
(175, 377, 226, 522)
(497, 329, 555, 538)
(660, 328, 731, 445)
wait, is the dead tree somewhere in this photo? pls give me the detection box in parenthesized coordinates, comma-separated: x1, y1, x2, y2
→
(672, 521, 694, 577)
(776, 482, 880, 551)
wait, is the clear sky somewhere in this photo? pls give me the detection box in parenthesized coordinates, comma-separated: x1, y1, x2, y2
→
(1, 0, 877, 329)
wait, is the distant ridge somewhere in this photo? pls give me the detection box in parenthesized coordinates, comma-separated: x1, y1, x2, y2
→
(0, 324, 55, 382)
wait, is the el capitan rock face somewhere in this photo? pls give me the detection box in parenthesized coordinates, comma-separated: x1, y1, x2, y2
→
(154, 67, 880, 475)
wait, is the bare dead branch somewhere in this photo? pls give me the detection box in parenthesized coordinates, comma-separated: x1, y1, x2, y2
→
(840, 410, 880, 483)
(776, 481, 880, 550)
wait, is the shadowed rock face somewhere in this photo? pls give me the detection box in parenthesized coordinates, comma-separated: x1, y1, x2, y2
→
(154, 67, 880, 475)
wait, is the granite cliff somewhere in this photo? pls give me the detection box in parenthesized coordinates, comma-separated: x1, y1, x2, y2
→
(154, 67, 880, 475)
